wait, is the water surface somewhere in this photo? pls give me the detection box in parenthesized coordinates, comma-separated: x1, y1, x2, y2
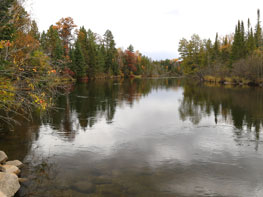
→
(1, 79, 263, 197)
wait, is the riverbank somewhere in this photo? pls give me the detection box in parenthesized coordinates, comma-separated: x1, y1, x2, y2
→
(203, 75, 263, 87)
(0, 151, 25, 197)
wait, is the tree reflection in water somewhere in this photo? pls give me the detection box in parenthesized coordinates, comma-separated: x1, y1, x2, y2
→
(1, 78, 263, 197)
(179, 81, 263, 149)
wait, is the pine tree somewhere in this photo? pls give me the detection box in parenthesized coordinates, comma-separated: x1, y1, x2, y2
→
(87, 29, 98, 78)
(104, 30, 117, 75)
(245, 19, 254, 54)
(241, 21, 246, 55)
(77, 27, 89, 65)
(212, 33, 220, 61)
(127, 45, 134, 52)
(255, 9, 262, 48)
(45, 25, 64, 66)
(29, 20, 40, 41)
(205, 39, 213, 67)
(232, 21, 243, 60)
(247, 27, 256, 54)
(69, 47, 75, 71)
(73, 41, 86, 78)
(40, 31, 47, 50)
(96, 46, 106, 75)
(0, 0, 15, 40)
(53, 39, 64, 63)
(221, 36, 230, 63)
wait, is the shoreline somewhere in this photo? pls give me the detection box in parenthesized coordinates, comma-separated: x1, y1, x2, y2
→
(203, 75, 263, 87)
(0, 151, 25, 197)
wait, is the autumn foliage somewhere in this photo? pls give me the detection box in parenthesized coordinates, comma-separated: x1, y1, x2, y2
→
(54, 17, 77, 56)
(0, 0, 174, 127)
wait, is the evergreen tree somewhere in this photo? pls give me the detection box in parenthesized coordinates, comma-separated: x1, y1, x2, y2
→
(104, 30, 117, 75)
(29, 20, 40, 41)
(40, 31, 47, 50)
(0, 0, 15, 40)
(232, 21, 244, 60)
(73, 41, 85, 78)
(45, 25, 64, 65)
(245, 19, 256, 54)
(69, 47, 75, 71)
(221, 36, 230, 64)
(54, 39, 64, 63)
(127, 44, 134, 52)
(255, 9, 262, 48)
(240, 21, 246, 56)
(212, 33, 220, 61)
(96, 46, 106, 74)
(87, 29, 98, 77)
(205, 39, 213, 67)
(77, 27, 89, 66)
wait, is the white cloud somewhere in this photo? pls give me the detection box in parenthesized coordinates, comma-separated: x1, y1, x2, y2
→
(26, 0, 263, 60)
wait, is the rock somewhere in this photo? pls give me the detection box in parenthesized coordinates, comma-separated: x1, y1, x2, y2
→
(0, 165, 20, 175)
(5, 161, 23, 169)
(0, 191, 7, 197)
(0, 152, 8, 164)
(72, 181, 95, 194)
(0, 172, 20, 197)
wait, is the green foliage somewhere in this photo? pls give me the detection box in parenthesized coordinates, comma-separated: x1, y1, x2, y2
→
(178, 34, 203, 75)
(127, 44, 134, 52)
(41, 25, 64, 68)
(178, 9, 263, 82)
(212, 33, 220, 61)
(30, 20, 40, 41)
(86, 29, 98, 77)
(0, 0, 68, 127)
(104, 30, 118, 74)
(96, 46, 106, 74)
(232, 21, 246, 60)
(255, 9, 263, 48)
(73, 41, 86, 78)
(0, 0, 15, 41)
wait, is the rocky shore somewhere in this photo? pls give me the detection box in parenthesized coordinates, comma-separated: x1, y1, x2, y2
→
(0, 151, 25, 197)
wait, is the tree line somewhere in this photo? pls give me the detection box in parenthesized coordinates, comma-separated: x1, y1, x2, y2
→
(38, 18, 174, 80)
(0, 0, 180, 126)
(178, 9, 263, 85)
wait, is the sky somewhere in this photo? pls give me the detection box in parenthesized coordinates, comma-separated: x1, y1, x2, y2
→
(25, 0, 263, 60)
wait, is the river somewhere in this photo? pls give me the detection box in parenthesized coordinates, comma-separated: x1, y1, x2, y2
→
(1, 78, 263, 197)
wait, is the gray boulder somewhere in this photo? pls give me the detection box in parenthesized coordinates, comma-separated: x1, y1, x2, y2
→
(0, 172, 20, 197)
(0, 152, 7, 164)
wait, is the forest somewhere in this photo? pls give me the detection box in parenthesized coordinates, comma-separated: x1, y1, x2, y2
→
(178, 9, 263, 85)
(0, 0, 180, 126)
(1, 0, 263, 127)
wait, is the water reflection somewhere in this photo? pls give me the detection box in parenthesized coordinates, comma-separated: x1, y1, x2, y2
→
(40, 79, 181, 142)
(180, 82, 263, 130)
(0, 78, 262, 197)
(179, 82, 263, 150)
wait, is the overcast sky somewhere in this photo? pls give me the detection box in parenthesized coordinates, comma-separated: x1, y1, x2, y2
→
(26, 0, 263, 60)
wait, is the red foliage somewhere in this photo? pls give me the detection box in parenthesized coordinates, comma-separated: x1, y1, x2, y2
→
(63, 67, 75, 77)
(54, 17, 77, 56)
(125, 50, 137, 72)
